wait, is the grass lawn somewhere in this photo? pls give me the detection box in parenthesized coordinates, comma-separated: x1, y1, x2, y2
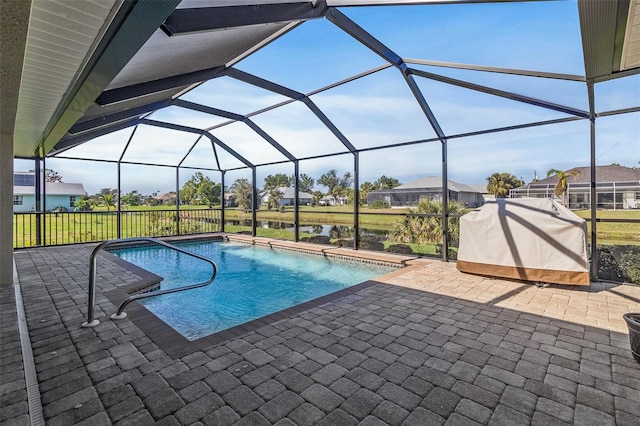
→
(13, 208, 220, 248)
(574, 210, 640, 244)
(230, 205, 408, 227)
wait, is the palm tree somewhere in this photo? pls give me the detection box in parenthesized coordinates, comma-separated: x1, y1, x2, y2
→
(73, 197, 94, 211)
(100, 193, 116, 211)
(390, 199, 468, 246)
(546, 168, 581, 206)
(486, 172, 521, 198)
(359, 182, 376, 206)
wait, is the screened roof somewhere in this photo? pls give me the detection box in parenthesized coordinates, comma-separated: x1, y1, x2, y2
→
(4, 0, 640, 171)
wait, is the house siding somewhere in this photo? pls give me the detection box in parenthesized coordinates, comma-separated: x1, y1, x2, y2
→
(13, 194, 81, 212)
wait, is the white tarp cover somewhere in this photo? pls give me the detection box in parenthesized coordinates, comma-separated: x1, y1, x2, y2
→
(456, 198, 590, 286)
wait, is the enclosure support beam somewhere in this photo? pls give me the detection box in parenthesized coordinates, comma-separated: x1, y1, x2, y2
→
(403, 58, 585, 82)
(441, 138, 449, 261)
(50, 119, 142, 156)
(245, 119, 298, 162)
(117, 161, 122, 239)
(96, 66, 226, 106)
(294, 161, 300, 242)
(139, 119, 254, 169)
(210, 140, 221, 171)
(353, 153, 360, 250)
(69, 99, 173, 134)
(588, 83, 598, 282)
(175, 99, 298, 163)
(117, 126, 138, 240)
(408, 68, 590, 118)
(401, 73, 450, 260)
(252, 167, 258, 237)
(34, 159, 42, 246)
(176, 167, 181, 236)
(302, 99, 357, 153)
(226, 68, 304, 100)
(221, 171, 226, 233)
(42, 158, 47, 243)
(225, 68, 357, 154)
(405, 75, 450, 261)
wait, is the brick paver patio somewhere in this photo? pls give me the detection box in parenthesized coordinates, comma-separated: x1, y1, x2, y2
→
(2, 237, 639, 425)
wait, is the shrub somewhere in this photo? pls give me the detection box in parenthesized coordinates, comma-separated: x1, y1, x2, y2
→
(301, 235, 331, 245)
(370, 200, 390, 209)
(359, 236, 384, 251)
(597, 245, 640, 284)
(385, 244, 414, 254)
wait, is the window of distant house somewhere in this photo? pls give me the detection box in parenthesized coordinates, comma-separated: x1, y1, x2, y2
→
(636, 192, 640, 200)
(13, 174, 35, 186)
(576, 193, 585, 203)
(69, 196, 76, 208)
(13, 195, 23, 205)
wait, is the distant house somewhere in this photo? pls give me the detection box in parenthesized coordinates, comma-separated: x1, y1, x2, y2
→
(318, 195, 348, 206)
(152, 192, 176, 205)
(259, 187, 313, 206)
(13, 171, 87, 212)
(367, 176, 486, 207)
(510, 164, 640, 209)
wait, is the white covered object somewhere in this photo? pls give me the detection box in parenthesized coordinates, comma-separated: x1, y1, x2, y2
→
(456, 198, 590, 286)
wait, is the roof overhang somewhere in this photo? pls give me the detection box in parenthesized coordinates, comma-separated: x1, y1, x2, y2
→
(578, 0, 640, 83)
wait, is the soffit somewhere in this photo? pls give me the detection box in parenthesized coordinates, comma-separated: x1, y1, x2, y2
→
(578, 0, 640, 82)
(621, 0, 640, 71)
(13, 0, 119, 157)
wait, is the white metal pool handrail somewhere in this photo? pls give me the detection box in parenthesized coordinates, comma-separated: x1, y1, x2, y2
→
(82, 237, 218, 328)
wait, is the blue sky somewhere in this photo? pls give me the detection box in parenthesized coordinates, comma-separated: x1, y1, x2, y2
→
(15, 0, 640, 195)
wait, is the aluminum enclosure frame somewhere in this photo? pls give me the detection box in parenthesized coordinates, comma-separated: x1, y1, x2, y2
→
(30, 1, 640, 281)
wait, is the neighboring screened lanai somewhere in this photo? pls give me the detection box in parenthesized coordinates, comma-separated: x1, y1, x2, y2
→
(2, 0, 640, 285)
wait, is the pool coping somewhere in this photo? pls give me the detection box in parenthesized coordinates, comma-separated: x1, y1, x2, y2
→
(104, 234, 421, 358)
(99, 250, 164, 294)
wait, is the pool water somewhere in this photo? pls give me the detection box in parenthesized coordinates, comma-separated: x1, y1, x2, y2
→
(111, 241, 395, 340)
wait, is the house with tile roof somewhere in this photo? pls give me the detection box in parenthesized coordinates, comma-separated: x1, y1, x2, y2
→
(367, 176, 486, 207)
(510, 164, 640, 209)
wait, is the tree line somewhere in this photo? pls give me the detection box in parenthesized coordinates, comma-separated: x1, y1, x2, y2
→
(59, 166, 586, 211)
(68, 170, 402, 211)
(227, 171, 403, 210)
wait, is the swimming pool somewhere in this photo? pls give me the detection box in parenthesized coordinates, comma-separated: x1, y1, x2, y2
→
(110, 240, 395, 340)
